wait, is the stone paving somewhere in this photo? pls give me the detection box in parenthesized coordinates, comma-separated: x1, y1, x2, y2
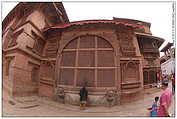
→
(2, 84, 175, 117)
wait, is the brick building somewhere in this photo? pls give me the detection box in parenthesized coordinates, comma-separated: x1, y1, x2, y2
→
(3, 2, 164, 106)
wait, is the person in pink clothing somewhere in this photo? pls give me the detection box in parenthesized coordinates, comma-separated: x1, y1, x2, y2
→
(157, 81, 173, 117)
(172, 73, 175, 94)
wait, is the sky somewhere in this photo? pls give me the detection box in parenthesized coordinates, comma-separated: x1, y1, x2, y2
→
(1, 1, 175, 54)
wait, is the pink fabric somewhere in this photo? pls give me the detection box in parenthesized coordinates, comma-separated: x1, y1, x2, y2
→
(157, 89, 172, 117)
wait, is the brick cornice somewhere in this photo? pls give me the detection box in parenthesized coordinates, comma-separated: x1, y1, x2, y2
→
(13, 20, 45, 40)
(3, 45, 43, 61)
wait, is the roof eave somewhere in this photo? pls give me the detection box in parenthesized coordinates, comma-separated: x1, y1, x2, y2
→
(160, 42, 173, 52)
(135, 32, 165, 48)
(42, 20, 143, 32)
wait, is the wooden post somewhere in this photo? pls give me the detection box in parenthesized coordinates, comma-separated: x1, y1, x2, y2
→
(74, 37, 79, 87)
(95, 36, 98, 87)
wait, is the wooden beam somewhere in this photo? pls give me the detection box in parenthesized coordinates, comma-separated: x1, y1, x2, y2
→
(52, 2, 65, 24)
(63, 48, 113, 51)
(74, 37, 79, 87)
(60, 67, 116, 69)
(95, 36, 98, 87)
(52, 2, 63, 15)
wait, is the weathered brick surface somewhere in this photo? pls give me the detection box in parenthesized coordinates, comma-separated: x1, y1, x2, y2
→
(38, 83, 54, 98)
(12, 66, 38, 96)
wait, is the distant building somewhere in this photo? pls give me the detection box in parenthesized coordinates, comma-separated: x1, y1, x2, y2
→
(3, 2, 164, 106)
(160, 42, 175, 76)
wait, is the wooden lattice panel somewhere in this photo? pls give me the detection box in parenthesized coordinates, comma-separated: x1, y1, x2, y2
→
(65, 39, 77, 49)
(97, 69, 115, 87)
(78, 51, 95, 67)
(97, 51, 114, 67)
(58, 35, 116, 88)
(80, 35, 95, 48)
(149, 71, 157, 84)
(60, 51, 76, 66)
(59, 69, 74, 85)
(76, 69, 95, 87)
(97, 37, 112, 48)
(143, 71, 148, 85)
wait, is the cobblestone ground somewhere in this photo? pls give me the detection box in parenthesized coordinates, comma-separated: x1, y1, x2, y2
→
(2, 84, 175, 117)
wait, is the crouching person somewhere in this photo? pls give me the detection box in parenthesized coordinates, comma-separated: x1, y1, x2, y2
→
(79, 86, 88, 110)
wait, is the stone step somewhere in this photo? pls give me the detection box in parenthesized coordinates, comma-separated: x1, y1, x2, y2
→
(5, 96, 40, 109)
(14, 96, 38, 103)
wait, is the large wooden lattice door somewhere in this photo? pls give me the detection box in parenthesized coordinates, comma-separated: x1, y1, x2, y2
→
(143, 70, 157, 85)
(58, 35, 116, 88)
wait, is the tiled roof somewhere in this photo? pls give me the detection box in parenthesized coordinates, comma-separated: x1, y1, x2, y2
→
(43, 20, 143, 32)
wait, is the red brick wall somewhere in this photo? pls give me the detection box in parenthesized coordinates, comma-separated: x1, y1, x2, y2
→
(12, 53, 39, 96)
(38, 83, 54, 98)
